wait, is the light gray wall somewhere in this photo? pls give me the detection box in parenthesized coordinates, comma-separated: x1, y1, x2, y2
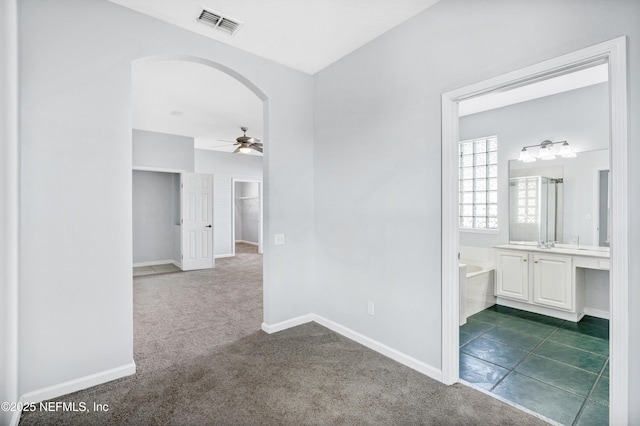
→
(19, 0, 313, 398)
(1, 0, 19, 423)
(195, 149, 263, 256)
(132, 171, 179, 264)
(459, 83, 609, 248)
(132, 129, 194, 172)
(313, 3, 640, 420)
(0, 2, 8, 421)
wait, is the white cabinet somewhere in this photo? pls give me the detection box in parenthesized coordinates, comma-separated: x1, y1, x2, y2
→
(494, 244, 609, 321)
(533, 253, 572, 310)
(496, 250, 529, 301)
(495, 249, 572, 313)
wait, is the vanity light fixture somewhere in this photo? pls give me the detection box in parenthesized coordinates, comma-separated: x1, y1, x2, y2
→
(517, 140, 577, 162)
(557, 141, 577, 158)
(517, 148, 536, 163)
(538, 141, 556, 160)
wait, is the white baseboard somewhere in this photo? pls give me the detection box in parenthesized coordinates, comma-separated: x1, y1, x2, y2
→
(583, 307, 610, 320)
(9, 410, 21, 426)
(497, 297, 583, 322)
(20, 362, 136, 404)
(312, 315, 443, 382)
(262, 313, 442, 383)
(215, 253, 234, 259)
(133, 260, 175, 268)
(261, 314, 314, 334)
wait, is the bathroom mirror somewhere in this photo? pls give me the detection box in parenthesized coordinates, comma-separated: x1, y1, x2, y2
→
(508, 148, 609, 247)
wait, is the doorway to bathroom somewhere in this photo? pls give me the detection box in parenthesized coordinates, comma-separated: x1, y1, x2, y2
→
(441, 37, 628, 425)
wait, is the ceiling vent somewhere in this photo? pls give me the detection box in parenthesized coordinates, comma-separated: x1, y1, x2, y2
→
(197, 9, 241, 35)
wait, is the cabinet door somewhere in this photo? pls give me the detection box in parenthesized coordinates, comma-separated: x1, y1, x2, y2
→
(496, 250, 529, 301)
(533, 254, 572, 310)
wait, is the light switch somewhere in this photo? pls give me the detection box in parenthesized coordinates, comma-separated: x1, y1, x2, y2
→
(274, 234, 285, 245)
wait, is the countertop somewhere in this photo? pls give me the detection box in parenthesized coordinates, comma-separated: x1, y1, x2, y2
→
(495, 244, 610, 259)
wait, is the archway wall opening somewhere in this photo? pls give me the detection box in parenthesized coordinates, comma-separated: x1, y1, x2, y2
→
(18, 0, 313, 400)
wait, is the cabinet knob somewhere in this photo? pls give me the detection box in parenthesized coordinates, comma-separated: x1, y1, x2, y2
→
(523, 259, 527, 262)
(535, 260, 539, 263)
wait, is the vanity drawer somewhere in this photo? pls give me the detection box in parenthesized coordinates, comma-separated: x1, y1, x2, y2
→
(573, 255, 610, 270)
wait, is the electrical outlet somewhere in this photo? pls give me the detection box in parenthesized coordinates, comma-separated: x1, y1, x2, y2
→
(274, 234, 285, 245)
(367, 301, 375, 316)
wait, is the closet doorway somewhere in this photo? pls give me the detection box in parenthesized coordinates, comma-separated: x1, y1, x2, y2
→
(132, 169, 215, 275)
(132, 169, 182, 275)
(232, 179, 263, 255)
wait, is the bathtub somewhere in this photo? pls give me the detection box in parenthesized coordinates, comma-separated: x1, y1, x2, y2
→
(459, 259, 496, 325)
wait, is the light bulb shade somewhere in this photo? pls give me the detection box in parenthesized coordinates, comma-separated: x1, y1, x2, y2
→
(238, 145, 252, 153)
(538, 145, 556, 160)
(558, 141, 577, 158)
(518, 148, 536, 162)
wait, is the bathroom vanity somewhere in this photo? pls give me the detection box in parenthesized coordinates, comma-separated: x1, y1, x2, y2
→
(494, 244, 610, 322)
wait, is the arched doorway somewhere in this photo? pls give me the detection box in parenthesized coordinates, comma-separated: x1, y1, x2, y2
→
(130, 55, 268, 373)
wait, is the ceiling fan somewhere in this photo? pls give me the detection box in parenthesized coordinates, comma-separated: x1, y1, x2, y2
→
(233, 127, 262, 154)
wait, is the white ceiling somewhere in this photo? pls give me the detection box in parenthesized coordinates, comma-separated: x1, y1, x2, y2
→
(132, 60, 263, 155)
(128, 3, 608, 155)
(110, 0, 441, 74)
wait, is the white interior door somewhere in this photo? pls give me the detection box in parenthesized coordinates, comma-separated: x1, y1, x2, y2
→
(181, 173, 214, 271)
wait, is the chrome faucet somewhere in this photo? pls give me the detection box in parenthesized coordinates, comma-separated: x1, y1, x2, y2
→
(537, 241, 558, 249)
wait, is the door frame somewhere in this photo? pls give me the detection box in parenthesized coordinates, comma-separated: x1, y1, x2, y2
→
(441, 37, 628, 423)
(231, 178, 264, 255)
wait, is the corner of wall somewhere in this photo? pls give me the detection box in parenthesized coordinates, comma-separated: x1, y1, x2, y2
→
(1, 0, 20, 424)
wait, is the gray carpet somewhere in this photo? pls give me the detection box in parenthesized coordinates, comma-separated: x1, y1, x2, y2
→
(19, 243, 546, 425)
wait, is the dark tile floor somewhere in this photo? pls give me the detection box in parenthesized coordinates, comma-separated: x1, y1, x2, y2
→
(460, 305, 609, 426)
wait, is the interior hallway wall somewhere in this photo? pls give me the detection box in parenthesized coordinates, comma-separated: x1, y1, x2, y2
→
(19, 0, 312, 399)
(1, 0, 19, 424)
(132, 129, 194, 172)
(313, 3, 640, 421)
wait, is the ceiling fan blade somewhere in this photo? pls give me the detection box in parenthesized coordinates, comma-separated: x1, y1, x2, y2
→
(251, 145, 263, 153)
(252, 142, 263, 147)
(233, 146, 242, 153)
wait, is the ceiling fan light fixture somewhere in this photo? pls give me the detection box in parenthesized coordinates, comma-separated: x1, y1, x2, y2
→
(238, 145, 252, 154)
